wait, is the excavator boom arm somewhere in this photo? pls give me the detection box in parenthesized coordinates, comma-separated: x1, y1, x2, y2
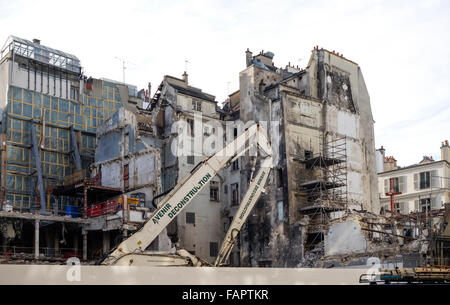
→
(101, 123, 272, 265)
(214, 159, 272, 266)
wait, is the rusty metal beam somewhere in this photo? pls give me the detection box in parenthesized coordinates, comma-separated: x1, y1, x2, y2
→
(360, 227, 416, 240)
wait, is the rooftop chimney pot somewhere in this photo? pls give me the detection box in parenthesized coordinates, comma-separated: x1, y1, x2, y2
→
(182, 71, 188, 85)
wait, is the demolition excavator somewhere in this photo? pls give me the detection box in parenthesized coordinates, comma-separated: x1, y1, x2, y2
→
(99, 123, 273, 267)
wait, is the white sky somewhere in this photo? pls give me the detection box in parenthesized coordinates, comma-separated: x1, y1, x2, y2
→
(0, 0, 449, 167)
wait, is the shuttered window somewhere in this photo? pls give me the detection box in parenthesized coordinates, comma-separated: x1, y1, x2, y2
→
(431, 196, 441, 210)
(431, 170, 440, 188)
(399, 176, 407, 193)
(414, 200, 419, 211)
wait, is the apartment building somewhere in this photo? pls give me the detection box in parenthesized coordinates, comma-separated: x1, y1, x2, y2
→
(147, 73, 228, 263)
(377, 141, 450, 214)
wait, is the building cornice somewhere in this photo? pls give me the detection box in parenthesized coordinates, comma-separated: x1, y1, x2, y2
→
(378, 160, 450, 176)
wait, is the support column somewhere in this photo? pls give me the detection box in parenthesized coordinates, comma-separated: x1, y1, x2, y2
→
(82, 229, 87, 261)
(54, 197, 59, 216)
(103, 230, 110, 254)
(34, 219, 39, 260)
(54, 231, 59, 257)
(0, 133, 6, 210)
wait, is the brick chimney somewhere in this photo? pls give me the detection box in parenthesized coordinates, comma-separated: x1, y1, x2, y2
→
(441, 140, 449, 162)
(33, 39, 40, 44)
(182, 71, 188, 85)
(384, 156, 398, 171)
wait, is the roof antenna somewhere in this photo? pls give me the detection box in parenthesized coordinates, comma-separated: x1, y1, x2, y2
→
(115, 57, 135, 83)
(185, 59, 190, 73)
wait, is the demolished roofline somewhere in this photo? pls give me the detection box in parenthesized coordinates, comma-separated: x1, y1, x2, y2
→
(309, 47, 360, 67)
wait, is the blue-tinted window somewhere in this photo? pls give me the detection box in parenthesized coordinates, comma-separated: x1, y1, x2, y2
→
(23, 90, 32, 103)
(23, 104, 32, 117)
(33, 92, 42, 106)
(16, 176, 22, 190)
(12, 102, 21, 115)
(59, 99, 69, 113)
(33, 107, 41, 119)
(43, 95, 50, 108)
(51, 97, 58, 110)
(23, 196, 29, 208)
(6, 175, 14, 189)
(278, 201, 284, 221)
(13, 87, 22, 101)
(59, 130, 68, 139)
(58, 112, 68, 122)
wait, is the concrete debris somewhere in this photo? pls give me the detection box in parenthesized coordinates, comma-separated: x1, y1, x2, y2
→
(298, 241, 324, 268)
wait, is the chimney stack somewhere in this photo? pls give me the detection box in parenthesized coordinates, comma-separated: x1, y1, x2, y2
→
(33, 39, 41, 44)
(245, 48, 253, 67)
(441, 140, 450, 162)
(182, 71, 188, 85)
(384, 156, 398, 171)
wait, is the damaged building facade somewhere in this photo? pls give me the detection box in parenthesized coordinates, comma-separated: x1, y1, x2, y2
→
(217, 48, 380, 267)
(0, 36, 146, 262)
(2, 35, 442, 268)
(87, 107, 170, 253)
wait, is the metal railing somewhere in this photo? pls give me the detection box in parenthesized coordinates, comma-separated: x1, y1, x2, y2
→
(0, 246, 81, 260)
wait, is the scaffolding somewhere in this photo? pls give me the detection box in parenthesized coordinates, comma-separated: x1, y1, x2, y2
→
(299, 136, 348, 213)
(1, 36, 81, 74)
(295, 136, 348, 250)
